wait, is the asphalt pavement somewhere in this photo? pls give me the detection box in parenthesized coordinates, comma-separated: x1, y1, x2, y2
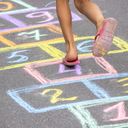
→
(0, 0, 128, 128)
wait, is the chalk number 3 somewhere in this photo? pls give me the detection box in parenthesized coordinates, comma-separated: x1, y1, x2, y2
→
(41, 88, 78, 104)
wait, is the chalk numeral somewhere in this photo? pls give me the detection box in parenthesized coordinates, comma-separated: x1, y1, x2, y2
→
(77, 40, 93, 53)
(7, 50, 29, 64)
(58, 64, 82, 75)
(18, 30, 47, 41)
(0, 2, 13, 11)
(41, 88, 78, 104)
(104, 102, 128, 121)
(26, 11, 54, 23)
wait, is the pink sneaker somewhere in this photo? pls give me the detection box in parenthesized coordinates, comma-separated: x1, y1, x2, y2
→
(93, 18, 118, 57)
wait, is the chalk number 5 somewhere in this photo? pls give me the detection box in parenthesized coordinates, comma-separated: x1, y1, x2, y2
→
(41, 88, 78, 104)
(7, 50, 29, 64)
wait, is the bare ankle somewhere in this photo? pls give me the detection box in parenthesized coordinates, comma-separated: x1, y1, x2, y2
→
(96, 18, 104, 31)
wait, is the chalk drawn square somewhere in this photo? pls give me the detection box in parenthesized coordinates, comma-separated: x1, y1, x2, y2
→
(7, 73, 128, 114)
(7, 78, 114, 113)
(51, 38, 93, 54)
(105, 52, 128, 73)
(85, 72, 128, 97)
(48, 36, 128, 55)
(0, 7, 81, 31)
(0, 46, 52, 69)
(17, 82, 97, 110)
(70, 73, 128, 128)
(11, 7, 81, 25)
(72, 101, 128, 128)
(24, 56, 117, 83)
(51, 38, 122, 54)
(3, 26, 63, 44)
(87, 101, 128, 126)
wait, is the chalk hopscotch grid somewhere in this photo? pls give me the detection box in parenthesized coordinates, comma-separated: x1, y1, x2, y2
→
(0, 35, 127, 71)
(1, 1, 128, 127)
(0, 7, 82, 32)
(69, 73, 128, 128)
(7, 73, 128, 114)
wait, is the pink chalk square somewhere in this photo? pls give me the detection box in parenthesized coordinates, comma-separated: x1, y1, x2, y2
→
(24, 56, 117, 83)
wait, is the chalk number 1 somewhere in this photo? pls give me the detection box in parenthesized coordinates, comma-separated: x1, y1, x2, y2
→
(104, 102, 128, 121)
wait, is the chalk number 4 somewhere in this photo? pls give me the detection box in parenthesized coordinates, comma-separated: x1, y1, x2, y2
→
(41, 88, 78, 104)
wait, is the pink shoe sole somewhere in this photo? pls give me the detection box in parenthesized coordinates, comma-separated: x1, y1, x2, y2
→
(63, 57, 80, 66)
(93, 18, 118, 57)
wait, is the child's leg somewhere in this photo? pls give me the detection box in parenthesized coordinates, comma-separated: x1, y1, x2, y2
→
(56, 0, 78, 61)
(74, 0, 104, 31)
(74, 0, 117, 57)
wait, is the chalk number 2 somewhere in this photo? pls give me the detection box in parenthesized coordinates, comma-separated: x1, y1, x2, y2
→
(41, 88, 78, 104)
